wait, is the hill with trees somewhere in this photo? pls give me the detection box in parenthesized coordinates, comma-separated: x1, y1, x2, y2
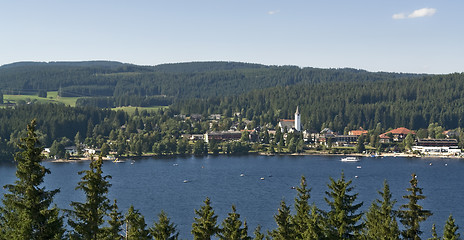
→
(0, 61, 421, 103)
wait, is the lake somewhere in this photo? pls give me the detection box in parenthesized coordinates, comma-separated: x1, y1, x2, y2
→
(1, 154, 463, 239)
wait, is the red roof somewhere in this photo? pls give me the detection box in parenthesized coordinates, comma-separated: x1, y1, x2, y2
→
(349, 130, 368, 136)
(383, 127, 415, 135)
(280, 119, 295, 122)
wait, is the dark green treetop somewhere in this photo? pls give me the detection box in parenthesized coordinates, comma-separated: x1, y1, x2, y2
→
(191, 197, 220, 240)
(324, 172, 364, 239)
(443, 214, 460, 240)
(399, 173, 432, 240)
(0, 119, 64, 240)
(363, 180, 400, 240)
(269, 200, 296, 240)
(150, 210, 179, 240)
(218, 205, 250, 240)
(125, 205, 151, 240)
(68, 156, 112, 239)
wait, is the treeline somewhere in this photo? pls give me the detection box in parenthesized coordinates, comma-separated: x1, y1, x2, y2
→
(0, 122, 461, 239)
(75, 96, 173, 108)
(172, 73, 464, 132)
(1, 61, 421, 100)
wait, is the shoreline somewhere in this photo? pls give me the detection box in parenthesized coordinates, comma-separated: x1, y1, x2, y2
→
(46, 151, 463, 163)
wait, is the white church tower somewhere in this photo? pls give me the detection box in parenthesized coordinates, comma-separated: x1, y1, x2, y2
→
(295, 106, 301, 131)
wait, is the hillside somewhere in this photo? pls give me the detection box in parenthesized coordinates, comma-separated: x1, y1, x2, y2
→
(0, 61, 422, 103)
(172, 72, 464, 132)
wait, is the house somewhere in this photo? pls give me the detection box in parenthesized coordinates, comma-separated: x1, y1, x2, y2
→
(443, 130, 459, 138)
(379, 127, 415, 143)
(349, 128, 368, 136)
(412, 138, 461, 156)
(335, 135, 359, 146)
(204, 131, 242, 143)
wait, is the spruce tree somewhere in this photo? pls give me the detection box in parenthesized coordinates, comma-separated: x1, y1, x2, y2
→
(301, 205, 325, 240)
(292, 175, 312, 240)
(150, 211, 179, 240)
(363, 180, 400, 239)
(218, 205, 250, 240)
(191, 197, 220, 240)
(0, 119, 64, 240)
(102, 200, 124, 240)
(399, 173, 432, 240)
(253, 225, 266, 240)
(442, 215, 460, 240)
(269, 200, 296, 240)
(125, 205, 151, 240)
(68, 156, 112, 239)
(428, 224, 439, 240)
(324, 172, 364, 239)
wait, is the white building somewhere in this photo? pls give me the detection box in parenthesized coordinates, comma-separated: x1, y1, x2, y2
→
(278, 107, 302, 132)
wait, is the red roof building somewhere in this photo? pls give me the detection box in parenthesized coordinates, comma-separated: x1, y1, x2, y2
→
(379, 127, 415, 143)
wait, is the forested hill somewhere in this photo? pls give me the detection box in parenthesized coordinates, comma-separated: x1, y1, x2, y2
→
(172, 72, 464, 132)
(0, 61, 422, 99)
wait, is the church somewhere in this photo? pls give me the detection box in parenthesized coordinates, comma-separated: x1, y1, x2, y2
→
(278, 106, 301, 132)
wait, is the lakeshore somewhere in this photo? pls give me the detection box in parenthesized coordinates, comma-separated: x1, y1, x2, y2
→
(47, 150, 463, 163)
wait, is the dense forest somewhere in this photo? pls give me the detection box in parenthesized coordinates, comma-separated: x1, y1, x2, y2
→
(172, 73, 464, 132)
(0, 61, 421, 102)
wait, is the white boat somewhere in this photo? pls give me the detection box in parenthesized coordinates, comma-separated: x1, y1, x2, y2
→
(341, 156, 359, 162)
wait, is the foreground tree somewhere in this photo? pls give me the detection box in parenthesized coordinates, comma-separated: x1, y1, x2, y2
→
(0, 119, 64, 240)
(269, 200, 296, 240)
(442, 214, 460, 240)
(363, 180, 400, 239)
(102, 200, 124, 240)
(219, 205, 250, 240)
(68, 156, 112, 239)
(398, 173, 432, 240)
(192, 197, 220, 240)
(150, 211, 179, 240)
(428, 224, 439, 240)
(324, 172, 364, 239)
(125, 205, 151, 240)
(292, 175, 312, 240)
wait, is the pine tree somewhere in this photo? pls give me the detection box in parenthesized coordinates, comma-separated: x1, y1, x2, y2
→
(324, 172, 364, 239)
(191, 197, 220, 240)
(442, 215, 460, 240)
(102, 200, 124, 240)
(150, 211, 179, 240)
(68, 156, 112, 239)
(270, 200, 296, 240)
(292, 175, 311, 240)
(399, 173, 432, 240)
(0, 119, 64, 240)
(253, 225, 266, 240)
(428, 224, 440, 240)
(125, 205, 151, 240)
(301, 205, 325, 240)
(218, 205, 250, 240)
(363, 180, 400, 239)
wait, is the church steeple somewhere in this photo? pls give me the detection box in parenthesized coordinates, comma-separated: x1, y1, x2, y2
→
(295, 106, 301, 131)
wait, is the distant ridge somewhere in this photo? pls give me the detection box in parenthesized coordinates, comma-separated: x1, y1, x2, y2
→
(152, 61, 267, 73)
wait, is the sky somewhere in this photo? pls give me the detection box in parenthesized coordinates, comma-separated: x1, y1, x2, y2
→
(0, 0, 463, 74)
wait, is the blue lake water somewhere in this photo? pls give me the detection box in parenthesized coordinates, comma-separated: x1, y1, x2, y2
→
(1, 155, 463, 239)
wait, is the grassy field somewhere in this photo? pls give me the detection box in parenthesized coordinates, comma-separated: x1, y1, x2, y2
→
(2, 92, 167, 113)
(3, 91, 79, 106)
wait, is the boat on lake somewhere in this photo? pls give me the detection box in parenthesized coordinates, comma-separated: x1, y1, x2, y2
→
(341, 156, 360, 162)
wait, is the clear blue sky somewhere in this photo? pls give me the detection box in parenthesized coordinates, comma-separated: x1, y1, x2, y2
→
(1, 0, 462, 74)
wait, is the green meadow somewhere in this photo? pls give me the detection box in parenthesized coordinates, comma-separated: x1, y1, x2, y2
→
(3, 91, 79, 107)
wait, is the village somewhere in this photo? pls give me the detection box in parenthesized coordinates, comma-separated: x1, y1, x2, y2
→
(43, 107, 463, 161)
